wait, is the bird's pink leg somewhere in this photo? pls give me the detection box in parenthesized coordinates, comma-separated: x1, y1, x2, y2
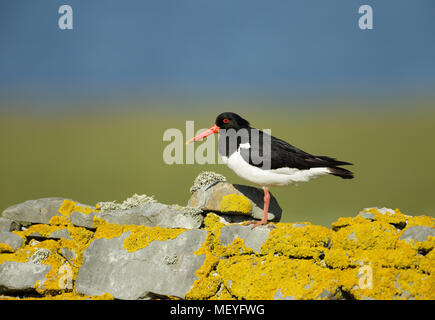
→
(249, 187, 270, 229)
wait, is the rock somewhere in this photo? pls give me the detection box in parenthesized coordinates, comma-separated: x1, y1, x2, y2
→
(1, 197, 93, 225)
(48, 228, 72, 240)
(76, 229, 207, 299)
(273, 288, 295, 300)
(316, 288, 338, 300)
(359, 212, 375, 220)
(399, 226, 435, 243)
(97, 194, 157, 211)
(60, 247, 77, 262)
(1, 198, 66, 224)
(188, 182, 281, 222)
(0, 261, 51, 294)
(293, 223, 307, 228)
(71, 203, 203, 229)
(0, 231, 24, 251)
(1, 199, 433, 300)
(0, 217, 20, 232)
(28, 248, 51, 264)
(189, 171, 226, 194)
(26, 228, 72, 240)
(347, 231, 358, 242)
(218, 225, 271, 253)
(69, 211, 97, 229)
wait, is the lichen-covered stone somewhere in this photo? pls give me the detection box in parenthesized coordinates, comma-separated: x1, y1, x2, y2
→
(189, 171, 227, 194)
(188, 181, 281, 222)
(0, 261, 51, 294)
(93, 203, 203, 229)
(97, 194, 157, 211)
(399, 226, 435, 243)
(69, 200, 203, 229)
(1, 198, 95, 225)
(0, 217, 20, 232)
(185, 210, 434, 300)
(1, 199, 433, 300)
(76, 228, 207, 299)
(218, 224, 271, 253)
(0, 232, 24, 252)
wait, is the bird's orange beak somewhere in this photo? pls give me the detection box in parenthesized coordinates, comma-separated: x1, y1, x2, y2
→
(186, 124, 220, 144)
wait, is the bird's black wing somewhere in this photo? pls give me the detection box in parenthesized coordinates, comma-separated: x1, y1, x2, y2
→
(244, 129, 352, 171)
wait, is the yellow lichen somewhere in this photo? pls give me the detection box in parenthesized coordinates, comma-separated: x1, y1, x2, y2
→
(186, 210, 434, 300)
(123, 226, 185, 252)
(2, 205, 433, 300)
(58, 200, 76, 217)
(58, 199, 98, 218)
(261, 222, 331, 260)
(186, 214, 223, 300)
(93, 217, 185, 252)
(0, 244, 14, 253)
(216, 254, 339, 300)
(331, 221, 399, 250)
(49, 215, 71, 226)
(219, 194, 252, 215)
(406, 215, 435, 228)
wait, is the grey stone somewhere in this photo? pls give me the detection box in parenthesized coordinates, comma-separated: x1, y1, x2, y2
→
(69, 211, 96, 229)
(1, 197, 93, 225)
(293, 223, 307, 228)
(316, 288, 338, 300)
(76, 229, 207, 299)
(362, 207, 396, 215)
(376, 207, 396, 215)
(25, 228, 72, 240)
(0, 217, 20, 232)
(71, 203, 203, 229)
(359, 212, 375, 220)
(0, 231, 24, 251)
(60, 247, 77, 262)
(399, 226, 435, 243)
(273, 288, 296, 300)
(28, 231, 43, 238)
(347, 231, 358, 242)
(0, 261, 51, 293)
(188, 182, 281, 222)
(48, 228, 72, 240)
(218, 225, 270, 253)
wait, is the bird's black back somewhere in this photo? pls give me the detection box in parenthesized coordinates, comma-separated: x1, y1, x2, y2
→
(218, 128, 353, 177)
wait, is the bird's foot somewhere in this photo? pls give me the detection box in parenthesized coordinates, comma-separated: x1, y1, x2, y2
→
(243, 219, 268, 229)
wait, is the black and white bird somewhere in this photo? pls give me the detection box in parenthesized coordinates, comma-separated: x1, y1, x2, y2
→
(186, 112, 354, 228)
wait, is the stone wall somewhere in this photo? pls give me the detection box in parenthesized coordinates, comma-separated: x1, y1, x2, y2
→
(0, 175, 433, 300)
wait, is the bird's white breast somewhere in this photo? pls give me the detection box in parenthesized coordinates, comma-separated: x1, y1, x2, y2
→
(225, 150, 330, 187)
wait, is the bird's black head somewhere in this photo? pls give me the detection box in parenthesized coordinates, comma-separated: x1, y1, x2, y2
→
(215, 112, 250, 130)
(185, 112, 251, 144)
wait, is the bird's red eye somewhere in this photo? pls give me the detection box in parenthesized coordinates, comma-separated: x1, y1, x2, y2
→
(223, 118, 230, 124)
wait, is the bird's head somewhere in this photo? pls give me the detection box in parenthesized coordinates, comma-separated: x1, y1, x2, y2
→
(186, 112, 250, 144)
(215, 112, 250, 130)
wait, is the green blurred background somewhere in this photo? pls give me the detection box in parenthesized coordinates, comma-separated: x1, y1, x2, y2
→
(1, 1, 434, 226)
(1, 99, 434, 226)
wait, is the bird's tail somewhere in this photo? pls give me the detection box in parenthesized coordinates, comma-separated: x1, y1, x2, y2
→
(328, 166, 354, 179)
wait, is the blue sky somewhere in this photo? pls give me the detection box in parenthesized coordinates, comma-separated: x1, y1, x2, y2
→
(0, 0, 434, 102)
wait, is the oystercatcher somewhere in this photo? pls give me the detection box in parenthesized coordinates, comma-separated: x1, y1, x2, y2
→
(186, 112, 353, 228)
